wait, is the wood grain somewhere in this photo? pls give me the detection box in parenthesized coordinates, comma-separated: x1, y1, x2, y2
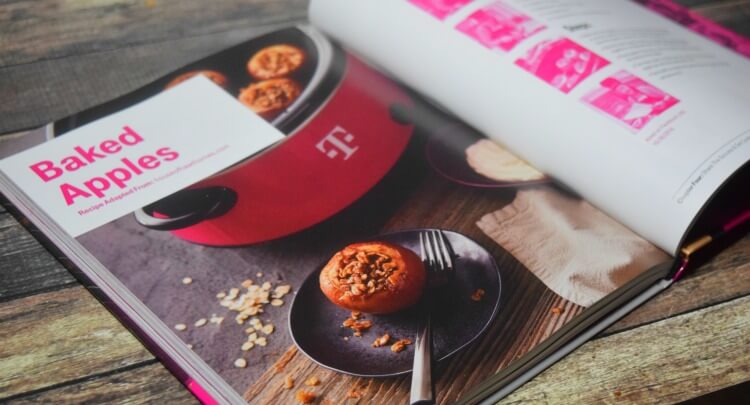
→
(9, 363, 196, 405)
(0, 212, 76, 302)
(500, 294, 750, 405)
(0, 287, 153, 399)
(605, 235, 750, 335)
(0, 0, 307, 67)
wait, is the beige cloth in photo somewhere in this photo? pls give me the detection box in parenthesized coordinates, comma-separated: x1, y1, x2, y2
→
(477, 188, 669, 307)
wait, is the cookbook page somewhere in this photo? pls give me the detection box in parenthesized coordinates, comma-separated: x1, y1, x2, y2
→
(1, 24, 677, 404)
(309, 0, 750, 254)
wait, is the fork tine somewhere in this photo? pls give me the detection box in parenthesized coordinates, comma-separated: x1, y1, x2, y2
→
(430, 231, 445, 271)
(419, 232, 427, 261)
(436, 230, 453, 271)
(422, 232, 436, 268)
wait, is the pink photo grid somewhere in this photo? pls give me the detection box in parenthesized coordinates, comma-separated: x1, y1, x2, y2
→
(515, 38, 610, 94)
(456, 1, 546, 51)
(581, 70, 679, 130)
(408, 0, 473, 20)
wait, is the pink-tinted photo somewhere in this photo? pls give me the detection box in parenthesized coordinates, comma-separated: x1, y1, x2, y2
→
(456, 1, 545, 51)
(408, 0, 473, 21)
(515, 38, 610, 93)
(582, 71, 679, 130)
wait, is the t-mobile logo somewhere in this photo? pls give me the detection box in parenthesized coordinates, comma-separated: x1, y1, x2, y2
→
(316, 126, 359, 160)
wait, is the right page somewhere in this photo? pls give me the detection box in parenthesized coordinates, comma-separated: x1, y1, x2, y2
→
(309, 0, 750, 254)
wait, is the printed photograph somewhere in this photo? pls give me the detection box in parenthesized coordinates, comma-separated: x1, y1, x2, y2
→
(581, 70, 679, 130)
(456, 1, 546, 52)
(515, 37, 610, 93)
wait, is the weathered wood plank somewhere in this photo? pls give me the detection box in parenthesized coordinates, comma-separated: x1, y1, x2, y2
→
(500, 294, 750, 405)
(0, 21, 302, 133)
(9, 363, 196, 405)
(0, 0, 308, 67)
(605, 235, 750, 335)
(0, 287, 154, 399)
(0, 212, 76, 302)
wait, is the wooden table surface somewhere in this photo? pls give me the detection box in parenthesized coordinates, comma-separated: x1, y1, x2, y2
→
(1, 0, 749, 404)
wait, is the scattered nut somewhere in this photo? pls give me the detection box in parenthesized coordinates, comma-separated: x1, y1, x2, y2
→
(174, 323, 187, 331)
(182, 277, 193, 285)
(194, 318, 207, 327)
(295, 390, 316, 404)
(234, 358, 247, 368)
(347, 386, 364, 400)
(262, 324, 275, 335)
(256, 272, 263, 278)
(551, 307, 565, 315)
(391, 338, 413, 353)
(304, 376, 320, 386)
(271, 299, 284, 306)
(372, 333, 391, 348)
(470, 288, 485, 302)
(241, 279, 254, 289)
(284, 375, 295, 389)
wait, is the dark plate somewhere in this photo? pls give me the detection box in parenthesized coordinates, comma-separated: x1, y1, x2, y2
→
(288, 229, 502, 377)
(425, 122, 549, 188)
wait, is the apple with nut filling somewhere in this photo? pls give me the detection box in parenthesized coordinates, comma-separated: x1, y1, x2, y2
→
(319, 242, 426, 314)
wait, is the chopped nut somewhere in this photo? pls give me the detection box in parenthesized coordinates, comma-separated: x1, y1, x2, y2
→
(241, 279, 253, 288)
(181, 277, 193, 285)
(216, 292, 227, 299)
(174, 323, 187, 331)
(390, 338, 413, 353)
(295, 390, 316, 404)
(351, 320, 372, 333)
(245, 327, 255, 334)
(262, 324, 275, 335)
(347, 386, 364, 400)
(470, 288, 485, 302)
(256, 272, 263, 278)
(234, 358, 247, 368)
(194, 318, 207, 327)
(284, 375, 295, 389)
(261, 282, 272, 290)
(372, 333, 391, 348)
(551, 307, 565, 315)
(271, 299, 284, 306)
(187, 344, 193, 349)
(209, 315, 224, 325)
(304, 376, 320, 386)
(256, 337, 268, 347)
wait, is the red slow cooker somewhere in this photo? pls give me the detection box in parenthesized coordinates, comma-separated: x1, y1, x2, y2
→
(55, 26, 414, 246)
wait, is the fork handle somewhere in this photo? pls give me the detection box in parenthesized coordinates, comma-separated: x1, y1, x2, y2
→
(410, 312, 434, 405)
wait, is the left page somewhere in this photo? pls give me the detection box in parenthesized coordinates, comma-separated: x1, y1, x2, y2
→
(0, 25, 674, 404)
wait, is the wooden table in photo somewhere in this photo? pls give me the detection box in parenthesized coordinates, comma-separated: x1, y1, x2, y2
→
(1, 1, 749, 404)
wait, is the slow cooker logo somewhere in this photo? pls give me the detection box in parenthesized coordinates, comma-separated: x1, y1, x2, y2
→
(316, 126, 358, 160)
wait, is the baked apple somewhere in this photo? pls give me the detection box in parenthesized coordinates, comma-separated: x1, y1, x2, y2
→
(319, 242, 426, 314)
(165, 70, 229, 90)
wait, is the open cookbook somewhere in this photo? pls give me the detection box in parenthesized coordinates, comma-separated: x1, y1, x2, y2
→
(1, 0, 749, 403)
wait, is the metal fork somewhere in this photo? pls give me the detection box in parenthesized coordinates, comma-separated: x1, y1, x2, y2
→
(410, 230, 454, 405)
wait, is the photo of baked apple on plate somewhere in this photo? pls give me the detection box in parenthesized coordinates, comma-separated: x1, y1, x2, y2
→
(425, 120, 549, 188)
(288, 229, 502, 377)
